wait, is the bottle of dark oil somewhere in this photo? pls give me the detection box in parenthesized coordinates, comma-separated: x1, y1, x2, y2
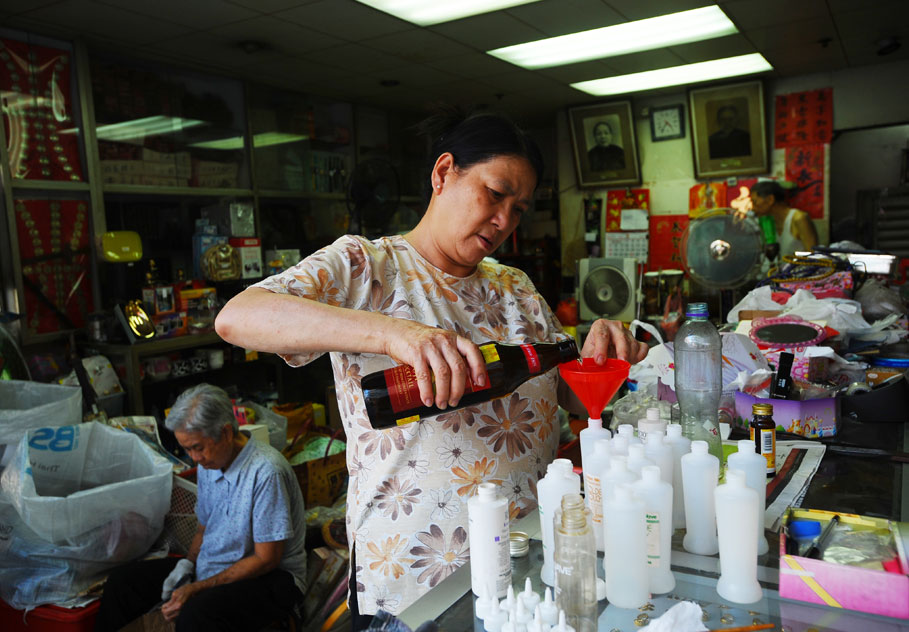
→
(749, 403, 776, 478)
(361, 339, 579, 429)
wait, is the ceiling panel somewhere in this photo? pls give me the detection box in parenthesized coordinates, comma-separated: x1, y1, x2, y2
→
(504, 0, 624, 36)
(722, 0, 829, 30)
(605, 0, 708, 21)
(667, 33, 755, 64)
(2, 0, 66, 16)
(536, 60, 616, 84)
(596, 49, 689, 75)
(140, 31, 283, 70)
(301, 44, 405, 74)
(482, 69, 566, 93)
(423, 52, 518, 80)
(743, 16, 838, 52)
(372, 63, 461, 88)
(208, 15, 342, 55)
(832, 2, 909, 42)
(361, 29, 473, 63)
(428, 13, 546, 51)
(226, 0, 320, 12)
(16, 0, 193, 45)
(275, 0, 410, 43)
(97, 0, 260, 29)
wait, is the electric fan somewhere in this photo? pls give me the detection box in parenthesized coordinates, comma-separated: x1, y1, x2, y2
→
(680, 208, 764, 320)
(576, 257, 638, 322)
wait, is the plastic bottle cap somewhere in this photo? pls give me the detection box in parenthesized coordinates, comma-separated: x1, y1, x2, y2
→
(725, 469, 746, 486)
(587, 416, 603, 428)
(629, 444, 646, 458)
(638, 419, 666, 437)
(789, 520, 822, 541)
(646, 407, 661, 421)
(596, 577, 608, 601)
(667, 424, 682, 438)
(611, 436, 629, 452)
(737, 439, 756, 453)
(645, 429, 665, 444)
(691, 440, 708, 454)
(611, 455, 628, 470)
(477, 482, 498, 500)
(618, 424, 634, 437)
(553, 458, 573, 475)
(510, 531, 530, 557)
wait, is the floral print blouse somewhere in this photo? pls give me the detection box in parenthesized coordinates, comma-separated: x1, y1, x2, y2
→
(254, 234, 568, 615)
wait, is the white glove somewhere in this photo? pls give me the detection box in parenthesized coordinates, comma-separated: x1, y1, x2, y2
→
(161, 558, 195, 600)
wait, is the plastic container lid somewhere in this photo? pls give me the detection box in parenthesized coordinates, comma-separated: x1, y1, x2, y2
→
(788, 520, 822, 541)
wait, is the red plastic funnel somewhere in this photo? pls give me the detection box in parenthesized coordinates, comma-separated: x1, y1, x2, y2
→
(559, 357, 630, 420)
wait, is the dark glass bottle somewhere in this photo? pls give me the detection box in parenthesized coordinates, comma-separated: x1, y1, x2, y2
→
(749, 403, 776, 478)
(770, 352, 794, 400)
(361, 339, 579, 429)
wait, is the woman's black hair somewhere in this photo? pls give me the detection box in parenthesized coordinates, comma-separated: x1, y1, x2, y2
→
(750, 180, 788, 204)
(415, 105, 544, 204)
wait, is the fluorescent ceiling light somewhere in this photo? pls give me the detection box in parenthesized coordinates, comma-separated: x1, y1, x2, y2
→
(190, 132, 308, 150)
(488, 6, 737, 69)
(355, 0, 542, 26)
(571, 53, 773, 96)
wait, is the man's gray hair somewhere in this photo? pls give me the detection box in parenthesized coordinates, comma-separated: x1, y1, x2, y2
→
(164, 383, 238, 439)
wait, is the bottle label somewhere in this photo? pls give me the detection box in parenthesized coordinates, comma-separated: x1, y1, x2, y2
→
(584, 474, 603, 526)
(383, 354, 493, 414)
(520, 344, 541, 372)
(751, 426, 776, 474)
(645, 511, 661, 567)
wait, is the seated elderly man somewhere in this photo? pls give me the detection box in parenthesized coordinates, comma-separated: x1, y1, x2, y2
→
(95, 384, 307, 632)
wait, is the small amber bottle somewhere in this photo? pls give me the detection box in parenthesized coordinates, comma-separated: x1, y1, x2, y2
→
(750, 403, 776, 478)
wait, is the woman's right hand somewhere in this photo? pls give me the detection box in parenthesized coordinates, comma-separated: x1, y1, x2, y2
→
(383, 322, 487, 410)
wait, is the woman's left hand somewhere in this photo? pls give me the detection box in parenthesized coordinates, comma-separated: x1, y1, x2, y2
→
(581, 319, 648, 365)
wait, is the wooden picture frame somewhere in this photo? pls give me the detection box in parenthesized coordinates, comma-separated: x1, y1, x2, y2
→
(689, 80, 767, 179)
(568, 101, 640, 188)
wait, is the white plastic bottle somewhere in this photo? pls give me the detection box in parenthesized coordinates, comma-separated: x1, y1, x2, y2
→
(626, 443, 653, 477)
(603, 484, 650, 609)
(636, 407, 667, 443)
(539, 587, 559, 626)
(583, 438, 611, 552)
(608, 434, 629, 458)
(632, 465, 676, 595)
(469, 482, 512, 598)
(644, 431, 674, 487)
(617, 423, 642, 446)
(681, 440, 719, 556)
(665, 424, 691, 530)
(579, 417, 611, 489)
(539, 459, 581, 586)
(726, 439, 770, 556)
(715, 469, 763, 604)
(483, 595, 508, 632)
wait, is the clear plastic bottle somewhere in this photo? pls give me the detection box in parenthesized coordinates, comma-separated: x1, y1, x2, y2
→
(553, 494, 597, 632)
(674, 302, 723, 462)
(539, 459, 581, 586)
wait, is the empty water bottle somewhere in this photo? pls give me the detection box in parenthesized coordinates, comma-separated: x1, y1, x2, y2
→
(674, 302, 723, 461)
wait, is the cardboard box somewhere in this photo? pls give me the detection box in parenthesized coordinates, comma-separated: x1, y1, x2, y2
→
(192, 234, 228, 279)
(734, 391, 838, 437)
(780, 508, 909, 619)
(229, 237, 263, 279)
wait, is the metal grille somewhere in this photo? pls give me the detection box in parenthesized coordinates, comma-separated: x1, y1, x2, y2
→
(157, 473, 198, 556)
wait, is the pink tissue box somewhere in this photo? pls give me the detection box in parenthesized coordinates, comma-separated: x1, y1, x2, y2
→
(733, 391, 838, 438)
(780, 508, 909, 619)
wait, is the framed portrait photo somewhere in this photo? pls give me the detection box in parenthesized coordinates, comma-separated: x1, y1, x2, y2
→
(651, 104, 685, 142)
(689, 80, 767, 179)
(568, 101, 640, 188)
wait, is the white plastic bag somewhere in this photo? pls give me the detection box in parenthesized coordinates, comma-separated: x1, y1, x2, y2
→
(0, 422, 172, 609)
(0, 380, 81, 469)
